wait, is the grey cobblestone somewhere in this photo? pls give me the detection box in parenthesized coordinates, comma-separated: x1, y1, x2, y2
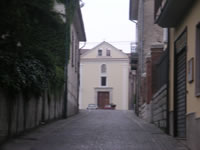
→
(0, 110, 188, 150)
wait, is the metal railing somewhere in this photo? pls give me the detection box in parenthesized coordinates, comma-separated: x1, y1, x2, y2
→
(153, 49, 168, 94)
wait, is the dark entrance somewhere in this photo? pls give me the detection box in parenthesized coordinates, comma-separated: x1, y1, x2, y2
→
(174, 31, 187, 138)
(97, 92, 109, 109)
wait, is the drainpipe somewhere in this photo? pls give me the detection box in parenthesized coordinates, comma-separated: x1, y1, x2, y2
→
(63, 49, 68, 119)
(77, 42, 86, 113)
(63, 0, 70, 119)
(135, 0, 144, 116)
(130, 20, 138, 112)
(166, 28, 170, 134)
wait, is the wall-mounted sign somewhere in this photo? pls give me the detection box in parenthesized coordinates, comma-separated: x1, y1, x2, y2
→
(188, 58, 194, 83)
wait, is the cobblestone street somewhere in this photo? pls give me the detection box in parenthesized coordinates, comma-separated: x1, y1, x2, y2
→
(1, 110, 188, 150)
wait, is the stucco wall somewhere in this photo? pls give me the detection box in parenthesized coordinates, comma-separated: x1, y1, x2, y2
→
(169, 1, 200, 118)
(168, 2, 200, 149)
(80, 60, 129, 110)
(82, 43, 128, 59)
(67, 24, 80, 116)
(79, 42, 129, 110)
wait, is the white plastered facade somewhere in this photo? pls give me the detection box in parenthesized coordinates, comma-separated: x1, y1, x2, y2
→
(79, 42, 129, 110)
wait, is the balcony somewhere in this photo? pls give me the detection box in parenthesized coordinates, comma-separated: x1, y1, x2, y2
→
(154, 0, 196, 27)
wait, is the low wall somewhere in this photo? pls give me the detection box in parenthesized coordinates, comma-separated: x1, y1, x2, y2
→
(187, 113, 200, 150)
(0, 89, 65, 142)
(152, 84, 167, 131)
(139, 102, 152, 123)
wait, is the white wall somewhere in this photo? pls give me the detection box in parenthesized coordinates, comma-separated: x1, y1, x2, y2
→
(67, 24, 80, 116)
(79, 42, 129, 110)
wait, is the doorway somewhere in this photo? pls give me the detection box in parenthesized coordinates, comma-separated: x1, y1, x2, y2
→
(174, 31, 187, 138)
(97, 92, 110, 109)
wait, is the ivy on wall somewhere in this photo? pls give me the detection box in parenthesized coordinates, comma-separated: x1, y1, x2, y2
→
(0, 0, 78, 95)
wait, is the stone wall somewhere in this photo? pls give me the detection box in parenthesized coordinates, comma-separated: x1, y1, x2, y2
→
(139, 102, 152, 123)
(0, 89, 65, 143)
(152, 84, 167, 131)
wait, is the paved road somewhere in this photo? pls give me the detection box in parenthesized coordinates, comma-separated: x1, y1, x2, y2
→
(1, 110, 188, 150)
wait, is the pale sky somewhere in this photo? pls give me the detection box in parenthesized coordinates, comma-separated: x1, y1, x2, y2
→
(80, 0, 136, 53)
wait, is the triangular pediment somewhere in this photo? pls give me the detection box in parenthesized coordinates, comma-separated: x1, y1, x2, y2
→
(81, 41, 128, 59)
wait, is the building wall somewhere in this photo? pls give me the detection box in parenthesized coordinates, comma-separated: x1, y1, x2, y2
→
(79, 42, 129, 110)
(128, 70, 136, 110)
(67, 24, 80, 116)
(134, 0, 163, 112)
(143, 0, 163, 60)
(82, 44, 128, 59)
(137, 0, 163, 73)
(169, 1, 200, 118)
(168, 1, 200, 149)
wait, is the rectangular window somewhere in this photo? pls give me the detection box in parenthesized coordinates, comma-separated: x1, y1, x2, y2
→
(106, 50, 111, 56)
(196, 24, 200, 96)
(98, 49, 102, 56)
(101, 77, 106, 86)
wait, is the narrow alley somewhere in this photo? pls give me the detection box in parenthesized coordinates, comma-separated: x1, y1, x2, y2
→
(1, 110, 188, 150)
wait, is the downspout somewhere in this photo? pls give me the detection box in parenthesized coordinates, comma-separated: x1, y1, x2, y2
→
(77, 42, 86, 113)
(63, 0, 71, 118)
(63, 45, 68, 119)
(130, 20, 137, 112)
(166, 28, 170, 134)
(135, 0, 144, 116)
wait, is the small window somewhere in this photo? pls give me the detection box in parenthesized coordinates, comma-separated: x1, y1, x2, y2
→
(196, 23, 200, 96)
(98, 49, 102, 56)
(106, 50, 111, 56)
(101, 64, 106, 73)
(101, 77, 107, 86)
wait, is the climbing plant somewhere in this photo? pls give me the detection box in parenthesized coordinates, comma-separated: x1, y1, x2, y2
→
(0, 0, 78, 95)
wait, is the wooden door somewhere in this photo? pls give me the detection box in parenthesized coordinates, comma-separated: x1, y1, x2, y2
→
(97, 92, 109, 109)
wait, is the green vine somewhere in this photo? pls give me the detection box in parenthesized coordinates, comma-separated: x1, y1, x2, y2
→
(65, 0, 78, 64)
(0, 0, 79, 95)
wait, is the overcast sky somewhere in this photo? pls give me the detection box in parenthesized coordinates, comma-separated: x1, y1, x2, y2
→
(80, 0, 136, 53)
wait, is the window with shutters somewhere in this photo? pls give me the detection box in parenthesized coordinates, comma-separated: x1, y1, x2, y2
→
(196, 23, 200, 96)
